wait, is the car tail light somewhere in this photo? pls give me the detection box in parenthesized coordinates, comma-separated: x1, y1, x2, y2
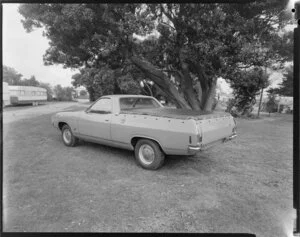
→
(196, 125, 202, 143)
(197, 133, 202, 143)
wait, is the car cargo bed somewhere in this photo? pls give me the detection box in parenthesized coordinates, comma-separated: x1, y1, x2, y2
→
(121, 108, 231, 120)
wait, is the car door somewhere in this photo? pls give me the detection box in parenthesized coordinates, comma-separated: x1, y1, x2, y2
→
(78, 98, 112, 141)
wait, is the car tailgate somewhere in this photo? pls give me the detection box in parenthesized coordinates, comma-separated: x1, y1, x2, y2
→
(196, 114, 235, 145)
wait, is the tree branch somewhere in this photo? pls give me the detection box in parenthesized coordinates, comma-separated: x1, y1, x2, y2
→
(160, 4, 174, 23)
(160, 21, 176, 31)
(130, 55, 191, 109)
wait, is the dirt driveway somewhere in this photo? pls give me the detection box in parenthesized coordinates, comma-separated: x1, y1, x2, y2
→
(2, 103, 294, 236)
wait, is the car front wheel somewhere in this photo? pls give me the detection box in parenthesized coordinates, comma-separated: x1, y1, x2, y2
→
(62, 124, 78, 147)
(134, 139, 165, 170)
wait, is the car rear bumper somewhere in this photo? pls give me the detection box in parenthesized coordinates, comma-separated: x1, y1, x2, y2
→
(187, 145, 202, 153)
(223, 133, 237, 142)
(188, 133, 237, 154)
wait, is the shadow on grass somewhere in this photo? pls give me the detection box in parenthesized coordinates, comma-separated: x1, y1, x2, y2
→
(3, 103, 48, 112)
(165, 153, 215, 173)
(78, 139, 215, 172)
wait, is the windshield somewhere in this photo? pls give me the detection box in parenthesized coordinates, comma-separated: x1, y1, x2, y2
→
(120, 97, 162, 111)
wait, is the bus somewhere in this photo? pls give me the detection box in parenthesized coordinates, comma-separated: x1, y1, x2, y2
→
(4, 84, 47, 106)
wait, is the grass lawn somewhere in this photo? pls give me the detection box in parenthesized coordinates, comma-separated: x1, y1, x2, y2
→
(2, 104, 293, 236)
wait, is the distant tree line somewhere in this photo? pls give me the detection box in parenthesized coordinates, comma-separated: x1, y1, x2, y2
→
(52, 84, 74, 101)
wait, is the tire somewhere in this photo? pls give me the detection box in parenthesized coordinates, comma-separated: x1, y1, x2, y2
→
(61, 124, 78, 147)
(134, 139, 165, 170)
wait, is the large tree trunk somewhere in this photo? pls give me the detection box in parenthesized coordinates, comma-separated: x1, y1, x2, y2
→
(130, 56, 191, 109)
(113, 69, 122, 94)
(87, 86, 96, 101)
(194, 81, 203, 106)
(203, 77, 217, 112)
(190, 62, 212, 110)
(128, 43, 217, 111)
(180, 62, 201, 111)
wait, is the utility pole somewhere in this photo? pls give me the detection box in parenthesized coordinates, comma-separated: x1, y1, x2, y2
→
(257, 87, 264, 118)
(277, 96, 281, 113)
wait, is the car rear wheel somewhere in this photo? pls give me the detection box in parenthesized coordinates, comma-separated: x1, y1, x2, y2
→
(134, 139, 165, 170)
(62, 124, 78, 147)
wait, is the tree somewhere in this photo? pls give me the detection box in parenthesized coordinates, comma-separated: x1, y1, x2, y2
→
(265, 93, 278, 116)
(3, 65, 23, 85)
(267, 66, 293, 96)
(39, 82, 54, 101)
(53, 85, 74, 101)
(20, 75, 40, 86)
(79, 90, 87, 96)
(72, 66, 141, 101)
(19, 2, 292, 111)
(227, 67, 269, 116)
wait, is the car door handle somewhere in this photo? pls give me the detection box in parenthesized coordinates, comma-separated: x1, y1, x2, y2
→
(105, 119, 109, 122)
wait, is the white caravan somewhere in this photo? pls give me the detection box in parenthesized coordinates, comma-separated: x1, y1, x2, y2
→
(3, 82, 11, 106)
(3, 84, 47, 106)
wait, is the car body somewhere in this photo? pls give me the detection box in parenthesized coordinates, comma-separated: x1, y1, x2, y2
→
(51, 94, 237, 169)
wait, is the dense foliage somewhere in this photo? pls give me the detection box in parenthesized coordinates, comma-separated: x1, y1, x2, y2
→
(3, 65, 24, 85)
(265, 93, 278, 115)
(38, 82, 54, 101)
(79, 90, 87, 96)
(19, 2, 292, 110)
(226, 67, 269, 116)
(53, 84, 74, 101)
(71, 66, 141, 101)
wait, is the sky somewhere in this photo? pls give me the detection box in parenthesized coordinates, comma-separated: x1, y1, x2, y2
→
(2, 3, 296, 91)
(3, 4, 78, 87)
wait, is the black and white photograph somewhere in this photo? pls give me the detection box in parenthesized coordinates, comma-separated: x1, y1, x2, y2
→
(2, 1, 298, 236)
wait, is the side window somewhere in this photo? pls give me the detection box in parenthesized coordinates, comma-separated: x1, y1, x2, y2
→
(89, 98, 112, 114)
(134, 98, 159, 108)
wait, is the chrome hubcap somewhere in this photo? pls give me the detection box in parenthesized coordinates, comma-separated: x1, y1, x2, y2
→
(139, 144, 155, 165)
(63, 129, 72, 144)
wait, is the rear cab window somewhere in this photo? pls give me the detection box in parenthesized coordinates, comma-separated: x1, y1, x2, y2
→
(120, 97, 161, 111)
